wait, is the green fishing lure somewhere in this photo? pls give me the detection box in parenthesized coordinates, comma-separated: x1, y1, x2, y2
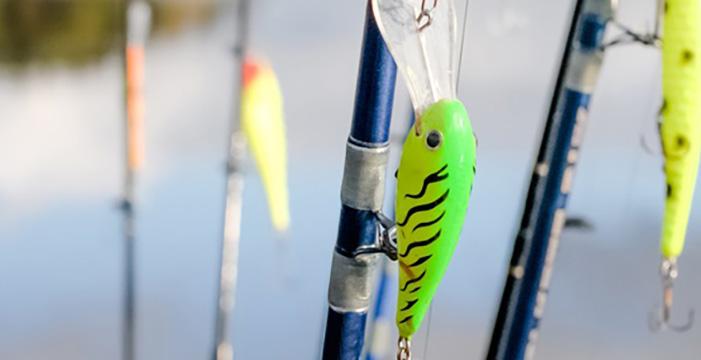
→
(648, 0, 701, 332)
(395, 99, 476, 338)
(372, 0, 475, 350)
(659, 0, 701, 263)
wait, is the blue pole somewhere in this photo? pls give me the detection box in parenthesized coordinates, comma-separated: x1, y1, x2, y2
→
(486, 1, 614, 359)
(321, 1, 397, 359)
(364, 260, 395, 360)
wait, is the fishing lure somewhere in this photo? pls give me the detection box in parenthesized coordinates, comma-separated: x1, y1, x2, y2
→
(373, 0, 475, 356)
(652, 0, 701, 331)
(241, 57, 290, 232)
(395, 99, 476, 338)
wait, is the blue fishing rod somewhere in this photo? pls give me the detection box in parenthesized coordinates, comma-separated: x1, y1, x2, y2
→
(321, 1, 398, 358)
(364, 259, 396, 360)
(486, 1, 615, 359)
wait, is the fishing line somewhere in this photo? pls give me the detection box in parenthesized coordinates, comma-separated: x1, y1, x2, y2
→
(421, 304, 434, 359)
(616, 55, 661, 245)
(455, 0, 470, 94)
(599, 3, 664, 245)
(417, 1, 440, 105)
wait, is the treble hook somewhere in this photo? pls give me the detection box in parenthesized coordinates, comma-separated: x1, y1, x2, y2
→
(602, 0, 662, 49)
(397, 336, 412, 360)
(603, 20, 660, 49)
(648, 258, 695, 332)
(416, 0, 439, 31)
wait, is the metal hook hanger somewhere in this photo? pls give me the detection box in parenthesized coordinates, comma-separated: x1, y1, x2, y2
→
(417, 0, 439, 31)
(603, 20, 660, 48)
(376, 211, 399, 260)
(649, 259, 695, 332)
(397, 336, 412, 360)
(602, 0, 662, 49)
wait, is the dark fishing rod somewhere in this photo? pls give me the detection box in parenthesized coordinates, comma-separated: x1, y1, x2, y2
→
(486, 1, 615, 359)
(121, 1, 150, 360)
(321, 1, 398, 358)
(212, 0, 250, 359)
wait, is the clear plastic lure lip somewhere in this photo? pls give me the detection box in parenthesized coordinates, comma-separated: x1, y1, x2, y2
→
(371, 0, 459, 116)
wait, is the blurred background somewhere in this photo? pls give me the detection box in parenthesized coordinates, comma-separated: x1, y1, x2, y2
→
(1, 0, 700, 359)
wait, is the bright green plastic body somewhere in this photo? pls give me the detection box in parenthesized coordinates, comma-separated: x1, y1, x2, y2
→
(394, 99, 476, 338)
(660, 0, 701, 259)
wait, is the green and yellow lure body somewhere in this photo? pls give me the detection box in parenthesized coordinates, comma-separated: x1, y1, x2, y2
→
(370, 0, 475, 342)
(395, 100, 476, 338)
(659, 0, 701, 260)
(242, 57, 290, 232)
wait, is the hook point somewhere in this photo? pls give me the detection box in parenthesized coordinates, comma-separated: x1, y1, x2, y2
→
(649, 259, 695, 333)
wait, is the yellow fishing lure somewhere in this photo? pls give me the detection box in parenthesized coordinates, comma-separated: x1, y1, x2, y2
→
(241, 58, 290, 232)
(659, 0, 701, 261)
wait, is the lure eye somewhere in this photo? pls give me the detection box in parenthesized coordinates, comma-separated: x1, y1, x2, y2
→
(426, 130, 442, 150)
